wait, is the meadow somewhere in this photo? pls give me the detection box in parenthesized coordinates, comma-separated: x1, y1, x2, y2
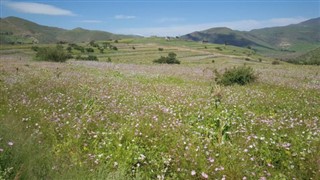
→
(0, 38, 319, 179)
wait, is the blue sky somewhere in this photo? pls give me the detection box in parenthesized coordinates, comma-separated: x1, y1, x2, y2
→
(1, 0, 319, 36)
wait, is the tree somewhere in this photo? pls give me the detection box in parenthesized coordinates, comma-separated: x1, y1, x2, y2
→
(89, 40, 100, 47)
(35, 45, 71, 62)
(153, 52, 180, 64)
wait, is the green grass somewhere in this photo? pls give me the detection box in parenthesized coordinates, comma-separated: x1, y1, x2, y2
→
(0, 40, 319, 179)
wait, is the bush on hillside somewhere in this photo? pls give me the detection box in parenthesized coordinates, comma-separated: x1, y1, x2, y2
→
(35, 46, 71, 62)
(75, 55, 98, 61)
(215, 66, 257, 86)
(153, 52, 180, 64)
(86, 48, 94, 53)
(31, 46, 39, 52)
(73, 45, 85, 53)
(272, 60, 280, 65)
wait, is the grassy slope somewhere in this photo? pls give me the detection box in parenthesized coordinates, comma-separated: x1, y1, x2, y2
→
(0, 39, 319, 179)
(0, 16, 65, 43)
(287, 47, 320, 65)
(0, 16, 137, 44)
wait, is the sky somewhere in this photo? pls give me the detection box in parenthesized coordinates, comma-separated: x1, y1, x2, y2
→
(1, 0, 319, 36)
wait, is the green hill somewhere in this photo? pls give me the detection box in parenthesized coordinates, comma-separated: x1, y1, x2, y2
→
(287, 47, 320, 65)
(56, 28, 132, 43)
(0, 16, 138, 44)
(250, 17, 320, 52)
(181, 17, 320, 56)
(183, 27, 273, 49)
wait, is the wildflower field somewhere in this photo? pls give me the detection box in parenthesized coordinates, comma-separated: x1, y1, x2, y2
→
(0, 39, 319, 179)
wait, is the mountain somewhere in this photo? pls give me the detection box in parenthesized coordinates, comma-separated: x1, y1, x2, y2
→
(181, 17, 320, 55)
(0, 16, 137, 44)
(182, 27, 274, 49)
(250, 18, 320, 52)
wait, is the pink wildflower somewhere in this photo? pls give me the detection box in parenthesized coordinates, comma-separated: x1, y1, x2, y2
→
(191, 170, 196, 176)
(201, 172, 208, 179)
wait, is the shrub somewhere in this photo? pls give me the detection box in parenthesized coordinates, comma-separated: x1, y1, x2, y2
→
(158, 48, 164, 51)
(74, 45, 85, 53)
(99, 48, 104, 53)
(31, 46, 39, 52)
(112, 46, 118, 51)
(153, 52, 180, 64)
(215, 47, 223, 51)
(76, 55, 98, 61)
(35, 46, 70, 62)
(107, 57, 112, 62)
(153, 56, 167, 64)
(86, 48, 94, 53)
(87, 55, 98, 61)
(66, 47, 72, 53)
(272, 60, 280, 65)
(212, 60, 215, 63)
(215, 66, 257, 86)
(89, 40, 98, 47)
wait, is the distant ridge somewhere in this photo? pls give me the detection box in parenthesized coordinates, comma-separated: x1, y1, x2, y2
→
(0, 16, 139, 44)
(181, 17, 320, 54)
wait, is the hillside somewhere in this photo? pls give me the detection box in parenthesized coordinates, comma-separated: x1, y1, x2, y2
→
(182, 17, 320, 55)
(56, 28, 133, 43)
(250, 17, 320, 52)
(287, 47, 320, 65)
(182, 27, 274, 49)
(0, 16, 137, 44)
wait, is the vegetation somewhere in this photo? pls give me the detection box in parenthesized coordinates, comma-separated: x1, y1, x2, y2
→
(215, 66, 257, 86)
(272, 60, 280, 65)
(86, 47, 94, 53)
(153, 52, 180, 64)
(287, 47, 320, 65)
(34, 45, 71, 62)
(0, 37, 319, 179)
(76, 55, 98, 61)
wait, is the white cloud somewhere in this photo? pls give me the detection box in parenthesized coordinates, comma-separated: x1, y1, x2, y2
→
(4, 1, 75, 16)
(79, 20, 103, 23)
(114, 15, 136, 20)
(115, 17, 308, 37)
(268, 17, 307, 25)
